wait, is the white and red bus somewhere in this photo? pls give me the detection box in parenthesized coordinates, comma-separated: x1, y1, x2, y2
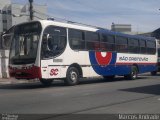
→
(8, 20, 158, 85)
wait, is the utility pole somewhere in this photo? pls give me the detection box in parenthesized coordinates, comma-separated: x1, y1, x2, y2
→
(29, 0, 33, 21)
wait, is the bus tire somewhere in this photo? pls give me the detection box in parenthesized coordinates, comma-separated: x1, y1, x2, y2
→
(65, 67, 79, 86)
(40, 79, 53, 86)
(151, 71, 157, 76)
(103, 75, 115, 80)
(125, 66, 138, 80)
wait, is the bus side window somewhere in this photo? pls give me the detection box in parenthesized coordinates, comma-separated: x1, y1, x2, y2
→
(86, 31, 100, 50)
(146, 41, 156, 54)
(69, 29, 85, 50)
(100, 34, 115, 51)
(128, 38, 139, 53)
(41, 26, 67, 58)
(139, 40, 146, 54)
(115, 36, 128, 53)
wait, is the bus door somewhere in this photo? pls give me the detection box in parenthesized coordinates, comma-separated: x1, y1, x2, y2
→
(41, 26, 67, 79)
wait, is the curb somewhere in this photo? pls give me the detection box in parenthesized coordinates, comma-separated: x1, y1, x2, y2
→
(0, 79, 12, 85)
(0, 81, 12, 85)
(0, 79, 39, 85)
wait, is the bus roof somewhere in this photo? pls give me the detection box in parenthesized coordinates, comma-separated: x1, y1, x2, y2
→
(39, 20, 99, 32)
(16, 20, 155, 41)
(97, 29, 155, 41)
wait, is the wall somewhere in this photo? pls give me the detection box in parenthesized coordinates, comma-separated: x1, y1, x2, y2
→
(0, 50, 9, 78)
(0, 32, 9, 78)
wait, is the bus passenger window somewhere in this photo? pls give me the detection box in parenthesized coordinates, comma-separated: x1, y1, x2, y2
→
(146, 41, 156, 54)
(140, 40, 146, 54)
(100, 34, 115, 51)
(41, 26, 67, 58)
(69, 29, 85, 50)
(115, 36, 128, 53)
(128, 38, 139, 53)
(86, 32, 100, 50)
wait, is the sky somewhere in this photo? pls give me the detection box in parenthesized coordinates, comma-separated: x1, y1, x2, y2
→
(12, 0, 160, 33)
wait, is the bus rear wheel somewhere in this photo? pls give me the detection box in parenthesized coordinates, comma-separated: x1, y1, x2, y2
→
(40, 79, 53, 86)
(65, 67, 79, 86)
(151, 71, 157, 76)
(125, 66, 138, 80)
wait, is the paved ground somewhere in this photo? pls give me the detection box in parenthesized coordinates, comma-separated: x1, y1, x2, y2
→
(0, 74, 160, 120)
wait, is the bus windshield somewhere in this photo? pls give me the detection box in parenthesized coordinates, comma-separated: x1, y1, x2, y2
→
(9, 22, 42, 65)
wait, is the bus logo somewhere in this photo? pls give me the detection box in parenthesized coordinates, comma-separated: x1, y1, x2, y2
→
(89, 51, 117, 75)
(95, 52, 112, 66)
(50, 69, 59, 76)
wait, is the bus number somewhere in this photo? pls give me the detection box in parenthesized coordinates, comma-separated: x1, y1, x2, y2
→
(50, 69, 59, 76)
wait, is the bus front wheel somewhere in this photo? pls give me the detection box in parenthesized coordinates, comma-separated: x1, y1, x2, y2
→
(40, 79, 53, 86)
(65, 67, 79, 86)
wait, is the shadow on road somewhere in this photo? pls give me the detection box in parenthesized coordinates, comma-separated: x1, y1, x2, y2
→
(120, 84, 160, 95)
(0, 76, 147, 90)
(79, 76, 145, 85)
(0, 82, 66, 90)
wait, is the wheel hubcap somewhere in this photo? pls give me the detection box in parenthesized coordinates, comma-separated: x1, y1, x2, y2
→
(70, 71, 77, 82)
(132, 71, 137, 79)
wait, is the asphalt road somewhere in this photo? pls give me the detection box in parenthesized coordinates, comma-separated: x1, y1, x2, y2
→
(0, 74, 160, 119)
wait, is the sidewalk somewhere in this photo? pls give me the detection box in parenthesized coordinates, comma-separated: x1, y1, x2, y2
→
(0, 78, 32, 85)
(0, 78, 15, 85)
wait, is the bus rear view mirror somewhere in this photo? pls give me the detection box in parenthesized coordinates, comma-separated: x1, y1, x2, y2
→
(2, 34, 13, 49)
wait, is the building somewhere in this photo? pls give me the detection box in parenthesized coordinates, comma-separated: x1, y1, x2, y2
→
(111, 23, 132, 33)
(0, 0, 47, 33)
(0, 0, 11, 33)
(152, 28, 160, 40)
